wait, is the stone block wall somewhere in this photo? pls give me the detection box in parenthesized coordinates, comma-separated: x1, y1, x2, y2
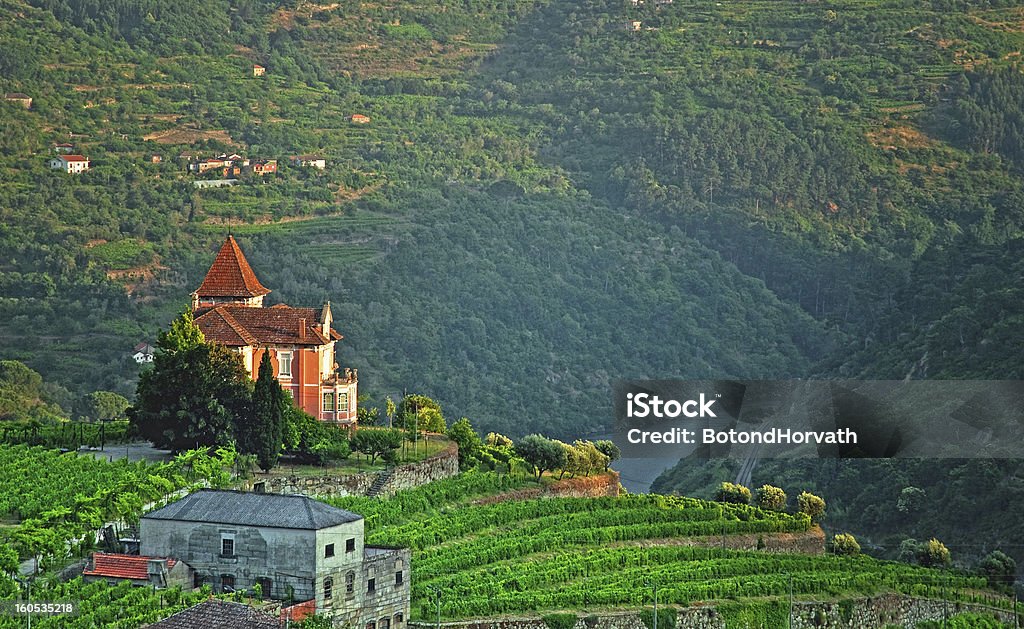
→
(408, 595, 1017, 629)
(248, 438, 460, 498)
(379, 440, 460, 496)
(790, 594, 1017, 628)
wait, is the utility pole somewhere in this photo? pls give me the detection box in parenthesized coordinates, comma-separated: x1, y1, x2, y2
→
(429, 586, 442, 629)
(788, 574, 793, 629)
(644, 579, 659, 629)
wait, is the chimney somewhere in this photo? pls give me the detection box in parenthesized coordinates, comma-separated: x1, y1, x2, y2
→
(299, 318, 306, 340)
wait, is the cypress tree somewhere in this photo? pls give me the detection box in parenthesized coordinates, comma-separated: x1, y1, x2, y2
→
(248, 352, 287, 471)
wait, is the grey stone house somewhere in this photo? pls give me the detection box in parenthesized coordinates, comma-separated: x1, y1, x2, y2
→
(141, 489, 410, 627)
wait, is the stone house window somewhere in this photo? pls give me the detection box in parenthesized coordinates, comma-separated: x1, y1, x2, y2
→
(221, 535, 235, 557)
(394, 613, 404, 626)
(380, 618, 391, 629)
(366, 623, 376, 629)
(324, 577, 333, 600)
(396, 570, 403, 585)
(346, 571, 355, 595)
(368, 578, 375, 593)
(346, 538, 355, 553)
(221, 574, 235, 593)
(325, 543, 335, 558)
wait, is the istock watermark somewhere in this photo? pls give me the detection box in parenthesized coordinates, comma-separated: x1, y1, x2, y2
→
(612, 379, 1024, 459)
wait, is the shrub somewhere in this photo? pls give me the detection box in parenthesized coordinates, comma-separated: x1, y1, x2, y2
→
(796, 491, 826, 522)
(542, 613, 578, 629)
(831, 533, 861, 556)
(755, 484, 787, 511)
(715, 482, 751, 505)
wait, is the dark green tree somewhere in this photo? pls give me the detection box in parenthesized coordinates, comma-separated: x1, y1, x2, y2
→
(594, 440, 621, 471)
(243, 352, 287, 471)
(130, 311, 252, 450)
(515, 434, 566, 481)
(350, 429, 403, 465)
(446, 417, 482, 468)
(978, 550, 1015, 589)
(74, 391, 130, 422)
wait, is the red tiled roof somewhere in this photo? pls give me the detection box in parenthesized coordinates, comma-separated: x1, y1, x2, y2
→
(194, 236, 271, 299)
(84, 553, 176, 580)
(195, 304, 332, 346)
(280, 599, 316, 623)
(63, 155, 88, 162)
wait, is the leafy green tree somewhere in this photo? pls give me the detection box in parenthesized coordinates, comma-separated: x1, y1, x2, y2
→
(515, 434, 566, 481)
(918, 538, 951, 567)
(298, 615, 335, 629)
(978, 550, 1016, 589)
(594, 440, 621, 471)
(351, 429, 403, 465)
(797, 491, 826, 523)
(755, 485, 787, 511)
(716, 482, 752, 505)
(385, 396, 397, 428)
(130, 311, 252, 450)
(831, 533, 860, 556)
(242, 353, 287, 471)
(486, 432, 514, 449)
(572, 440, 609, 477)
(897, 486, 926, 514)
(447, 417, 482, 468)
(73, 391, 130, 422)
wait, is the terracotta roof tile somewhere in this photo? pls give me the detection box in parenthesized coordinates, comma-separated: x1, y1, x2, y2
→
(62, 155, 89, 162)
(281, 599, 316, 623)
(83, 553, 176, 581)
(194, 236, 271, 299)
(196, 304, 332, 346)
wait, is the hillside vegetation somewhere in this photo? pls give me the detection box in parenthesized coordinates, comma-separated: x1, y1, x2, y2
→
(1, 0, 1022, 435)
(2, 0, 1024, 585)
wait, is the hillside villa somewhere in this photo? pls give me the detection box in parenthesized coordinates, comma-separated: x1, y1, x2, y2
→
(192, 236, 358, 425)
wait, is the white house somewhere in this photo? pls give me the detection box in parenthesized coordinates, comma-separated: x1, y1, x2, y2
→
(132, 343, 155, 363)
(50, 154, 90, 174)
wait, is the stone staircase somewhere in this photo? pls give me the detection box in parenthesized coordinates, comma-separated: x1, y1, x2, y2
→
(366, 469, 395, 497)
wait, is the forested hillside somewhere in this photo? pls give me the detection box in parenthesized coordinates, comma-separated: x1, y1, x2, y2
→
(1, 0, 1022, 441)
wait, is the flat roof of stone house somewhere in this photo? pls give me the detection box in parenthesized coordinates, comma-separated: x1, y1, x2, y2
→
(143, 489, 362, 530)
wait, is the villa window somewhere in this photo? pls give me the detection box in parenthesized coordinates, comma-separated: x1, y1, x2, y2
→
(278, 351, 293, 377)
(323, 392, 335, 412)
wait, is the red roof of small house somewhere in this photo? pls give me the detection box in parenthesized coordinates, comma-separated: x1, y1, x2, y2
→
(195, 304, 338, 347)
(280, 599, 316, 623)
(83, 553, 177, 581)
(63, 155, 89, 162)
(194, 236, 271, 299)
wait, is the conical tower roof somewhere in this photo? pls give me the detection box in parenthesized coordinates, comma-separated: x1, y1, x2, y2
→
(194, 236, 271, 299)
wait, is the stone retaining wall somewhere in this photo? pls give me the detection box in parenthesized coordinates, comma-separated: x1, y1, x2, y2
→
(474, 471, 621, 504)
(409, 595, 1017, 629)
(248, 438, 459, 498)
